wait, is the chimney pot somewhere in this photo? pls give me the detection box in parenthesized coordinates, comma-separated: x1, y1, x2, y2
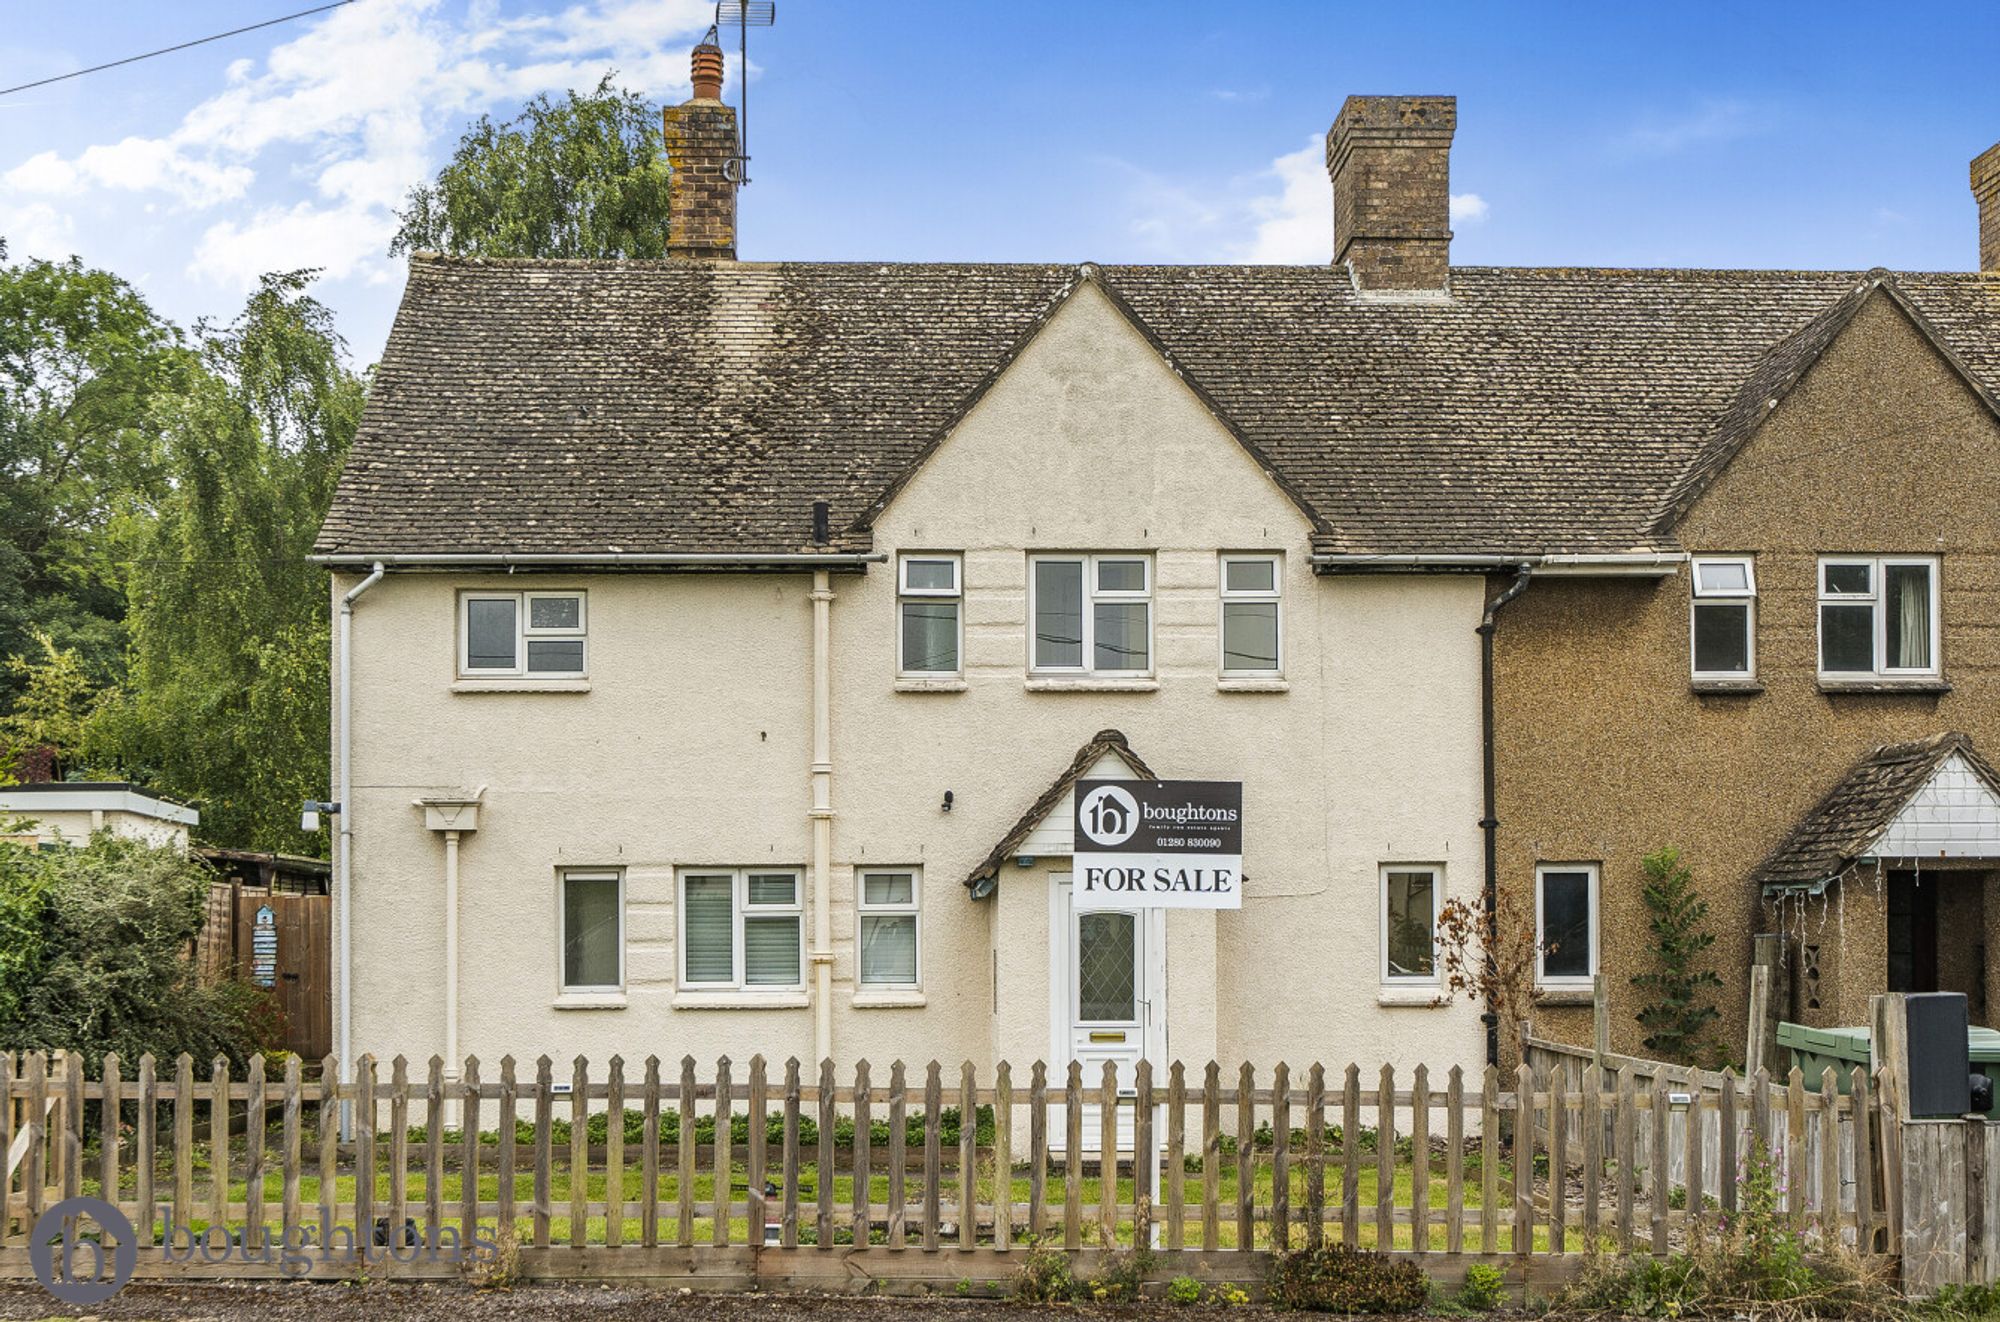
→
(1325, 95, 1457, 292)
(1974, 141, 2000, 272)
(691, 39, 725, 101)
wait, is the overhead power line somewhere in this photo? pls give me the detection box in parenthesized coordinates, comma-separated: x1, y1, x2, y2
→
(0, 2, 357, 98)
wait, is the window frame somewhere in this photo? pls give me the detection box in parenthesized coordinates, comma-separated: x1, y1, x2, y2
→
(896, 554, 964, 677)
(1689, 555, 1757, 680)
(1026, 552, 1155, 677)
(855, 868, 922, 990)
(1218, 553, 1284, 676)
(1534, 863, 1600, 990)
(557, 868, 625, 995)
(677, 867, 807, 992)
(458, 589, 588, 679)
(1815, 555, 1941, 679)
(1378, 863, 1441, 986)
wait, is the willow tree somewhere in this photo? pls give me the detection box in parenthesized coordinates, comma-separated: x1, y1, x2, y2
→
(391, 74, 673, 259)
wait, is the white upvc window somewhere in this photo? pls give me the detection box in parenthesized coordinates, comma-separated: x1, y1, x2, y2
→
(1028, 553, 1153, 675)
(459, 590, 587, 677)
(559, 869, 624, 994)
(1219, 554, 1283, 674)
(679, 869, 805, 991)
(1690, 556, 1756, 679)
(1379, 864, 1440, 984)
(1817, 556, 1940, 679)
(856, 869, 921, 988)
(1535, 864, 1599, 989)
(897, 555, 962, 675)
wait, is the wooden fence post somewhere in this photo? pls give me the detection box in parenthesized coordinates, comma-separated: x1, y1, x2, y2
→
(923, 1060, 943, 1252)
(280, 1055, 302, 1252)
(850, 1059, 870, 1250)
(569, 1056, 588, 1249)
(534, 1055, 554, 1249)
(888, 1060, 907, 1250)
(711, 1056, 731, 1249)
(994, 1060, 1013, 1251)
(959, 1060, 977, 1252)
(1166, 1061, 1186, 1252)
(460, 1056, 481, 1251)
(640, 1055, 658, 1249)
(821, 1058, 839, 1252)
(606, 1055, 625, 1249)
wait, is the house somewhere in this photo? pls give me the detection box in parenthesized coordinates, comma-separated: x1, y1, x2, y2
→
(314, 36, 2000, 1091)
(1491, 259, 2000, 1057)
(0, 781, 198, 851)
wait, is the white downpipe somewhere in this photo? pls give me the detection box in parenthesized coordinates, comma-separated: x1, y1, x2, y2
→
(337, 561, 385, 1118)
(443, 829, 461, 1078)
(809, 570, 836, 1068)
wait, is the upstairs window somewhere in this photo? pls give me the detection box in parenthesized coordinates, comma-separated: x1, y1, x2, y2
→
(1029, 554, 1153, 675)
(1219, 554, 1283, 674)
(898, 555, 962, 675)
(1818, 557, 1939, 678)
(461, 590, 586, 678)
(1690, 556, 1756, 679)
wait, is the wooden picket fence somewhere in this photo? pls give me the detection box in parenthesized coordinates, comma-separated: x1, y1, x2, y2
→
(1, 1048, 1895, 1291)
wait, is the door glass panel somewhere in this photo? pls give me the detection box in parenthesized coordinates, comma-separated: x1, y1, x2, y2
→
(1076, 911, 1138, 1022)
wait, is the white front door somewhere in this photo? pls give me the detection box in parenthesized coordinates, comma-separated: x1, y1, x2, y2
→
(1052, 875, 1164, 1153)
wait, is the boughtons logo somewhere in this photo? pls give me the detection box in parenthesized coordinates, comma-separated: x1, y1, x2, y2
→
(30, 1197, 136, 1305)
(1077, 785, 1140, 846)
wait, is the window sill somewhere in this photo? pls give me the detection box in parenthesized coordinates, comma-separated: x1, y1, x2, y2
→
(672, 990, 811, 1010)
(1691, 679, 1764, 695)
(893, 677, 967, 693)
(1024, 677, 1159, 693)
(1534, 987, 1595, 1007)
(1817, 678, 1951, 695)
(1376, 986, 1442, 1008)
(553, 993, 627, 1010)
(451, 678, 591, 694)
(852, 990, 927, 1009)
(1217, 677, 1289, 694)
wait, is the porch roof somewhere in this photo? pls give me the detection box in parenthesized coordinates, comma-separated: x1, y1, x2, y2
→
(962, 728, 1154, 899)
(1752, 732, 2000, 897)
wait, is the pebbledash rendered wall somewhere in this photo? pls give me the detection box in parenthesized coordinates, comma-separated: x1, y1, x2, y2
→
(336, 283, 1489, 1082)
(1493, 291, 2000, 1057)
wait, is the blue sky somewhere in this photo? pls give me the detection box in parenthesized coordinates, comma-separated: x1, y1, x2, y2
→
(4, 1, 1997, 365)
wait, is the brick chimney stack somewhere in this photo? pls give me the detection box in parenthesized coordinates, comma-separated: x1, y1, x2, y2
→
(664, 33, 738, 260)
(1975, 141, 2000, 272)
(1325, 95, 1457, 292)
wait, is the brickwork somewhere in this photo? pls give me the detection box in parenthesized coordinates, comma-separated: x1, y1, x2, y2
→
(664, 91, 738, 260)
(1975, 142, 2000, 272)
(1324, 95, 1456, 291)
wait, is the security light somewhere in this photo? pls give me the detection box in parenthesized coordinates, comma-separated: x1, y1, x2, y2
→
(301, 799, 339, 832)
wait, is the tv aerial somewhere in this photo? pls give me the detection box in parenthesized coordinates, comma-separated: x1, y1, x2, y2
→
(713, 1, 775, 184)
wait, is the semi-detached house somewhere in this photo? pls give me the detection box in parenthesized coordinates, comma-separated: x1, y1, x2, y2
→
(314, 39, 2000, 1098)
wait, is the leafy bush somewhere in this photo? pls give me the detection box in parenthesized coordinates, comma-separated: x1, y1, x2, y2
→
(1083, 1249, 1152, 1303)
(0, 833, 279, 1067)
(1267, 1244, 1428, 1313)
(1012, 1235, 1075, 1303)
(1167, 1274, 1203, 1305)
(1630, 845, 1724, 1066)
(1458, 1262, 1507, 1311)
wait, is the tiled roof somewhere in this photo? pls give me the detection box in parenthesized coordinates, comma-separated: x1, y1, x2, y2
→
(315, 258, 2000, 559)
(962, 729, 1154, 898)
(1751, 733, 2000, 893)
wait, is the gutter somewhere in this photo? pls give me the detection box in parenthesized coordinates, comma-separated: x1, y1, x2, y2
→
(1476, 565, 1533, 1069)
(337, 561, 386, 1121)
(309, 552, 886, 568)
(1312, 552, 1683, 577)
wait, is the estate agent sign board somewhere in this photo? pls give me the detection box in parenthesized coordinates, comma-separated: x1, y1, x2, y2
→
(1072, 779, 1243, 909)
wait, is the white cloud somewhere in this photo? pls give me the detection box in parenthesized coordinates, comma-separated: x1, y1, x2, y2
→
(5, 0, 716, 291)
(1450, 192, 1489, 225)
(1233, 136, 1329, 263)
(0, 201, 77, 261)
(1613, 98, 1760, 158)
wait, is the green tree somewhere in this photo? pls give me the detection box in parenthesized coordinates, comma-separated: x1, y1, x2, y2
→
(390, 74, 672, 259)
(0, 249, 192, 699)
(1630, 846, 1724, 1064)
(0, 833, 278, 1066)
(92, 271, 361, 853)
(0, 630, 102, 780)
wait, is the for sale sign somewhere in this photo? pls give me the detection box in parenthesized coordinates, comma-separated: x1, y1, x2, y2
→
(1072, 779, 1243, 909)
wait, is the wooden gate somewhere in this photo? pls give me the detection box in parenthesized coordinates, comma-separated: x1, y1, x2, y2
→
(230, 890, 331, 1061)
